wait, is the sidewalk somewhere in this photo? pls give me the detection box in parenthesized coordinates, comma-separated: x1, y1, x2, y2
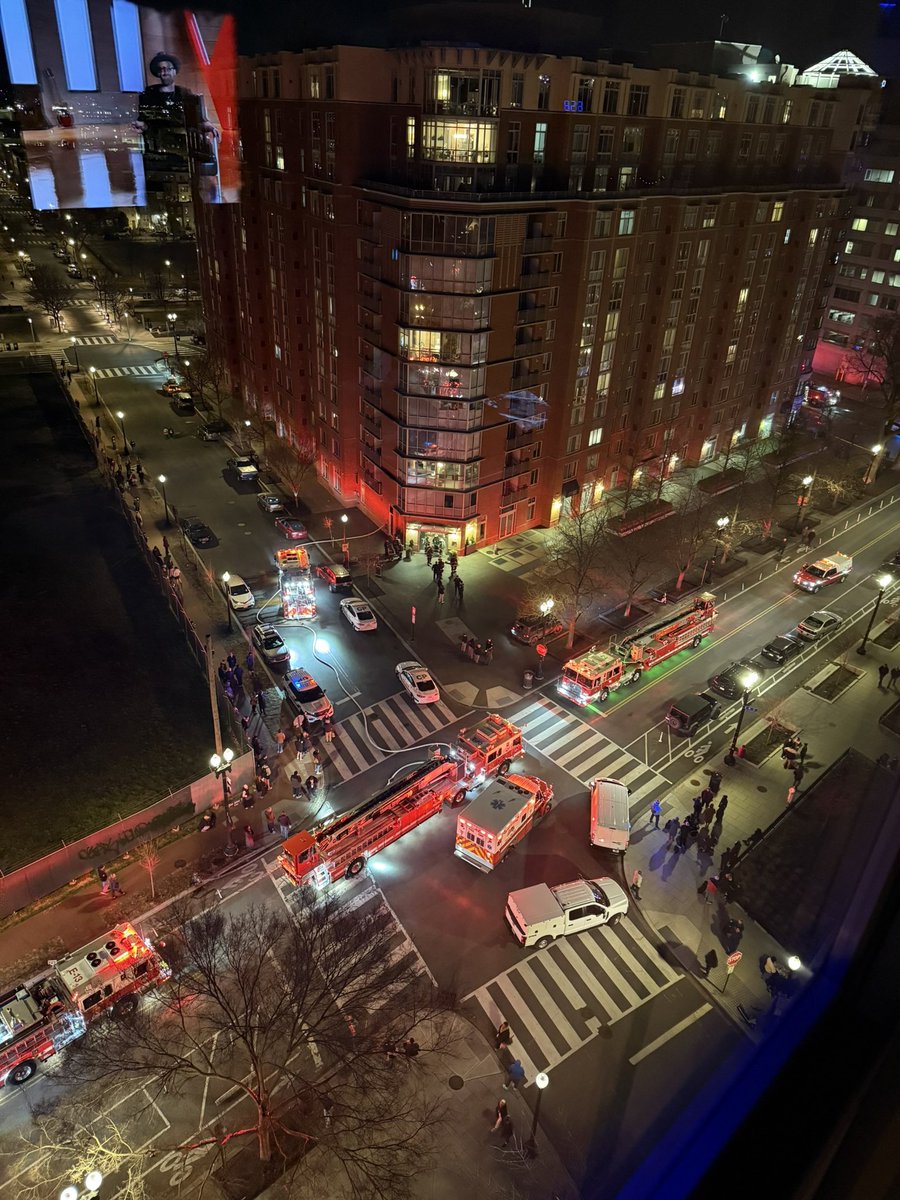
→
(625, 624, 900, 1033)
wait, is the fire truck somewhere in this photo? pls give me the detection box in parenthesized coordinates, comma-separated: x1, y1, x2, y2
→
(276, 547, 316, 620)
(278, 757, 464, 889)
(0, 923, 170, 1087)
(454, 713, 523, 786)
(558, 592, 717, 706)
(454, 774, 553, 872)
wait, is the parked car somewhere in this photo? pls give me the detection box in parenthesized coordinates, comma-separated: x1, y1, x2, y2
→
(341, 597, 378, 632)
(227, 455, 259, 482)
(223, 574, 255, 610)
(257, 493, 286, 513)
(66, 264, 81, 278)
(315, 563, 353, 592)
(251, 623, 291, 668)
(760, 633, 804, 665)
(795, 610, 843, 641)
(274, 516, 308, 540)
(396, 661, 440, 705)
(189, 332, 206, 346)
(199, 419, 230, 442)
(708, 659, 763, 700)
(181, 518, 213, 547)
(162, 377, 184, 395)
(170, 393, 195, 414)
(506, 877, 629, 949)
(510, 611, 565, 645)
(666, 692, 721, 736)
(285, 668, 334, 722)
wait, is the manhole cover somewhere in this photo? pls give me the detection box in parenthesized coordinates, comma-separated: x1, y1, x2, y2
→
(174, 858, 187, 869)
(757, 785, 768, 793)
(691, 778, 701, 787)
(448, 1075, 465, 1091)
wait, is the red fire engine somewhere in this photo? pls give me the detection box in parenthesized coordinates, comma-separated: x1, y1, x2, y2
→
(558, 592, 717, 706)
(0, 923, 170, 1087)
(276, 547, 316, 620)
(454, 713, 523, 786)
(278, 757, 463, 889)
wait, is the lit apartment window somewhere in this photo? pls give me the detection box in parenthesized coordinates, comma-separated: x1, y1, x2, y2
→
(533, 122, 547, 164)
(781, 99, 793, 124)
(308, 69, 320, 99)
(864, 168, 895, 183)
(618, 209, 635, 235)
(421, 120, 497, 163)
(628, 85, 649, 116)
(588, 427, 603, 446)
(887, 223, 900, 237)
(852, 217, 869, 232)
(771, 201, 784, 222)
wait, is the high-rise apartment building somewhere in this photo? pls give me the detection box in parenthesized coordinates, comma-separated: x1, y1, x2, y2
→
(196, 39, 875, 551)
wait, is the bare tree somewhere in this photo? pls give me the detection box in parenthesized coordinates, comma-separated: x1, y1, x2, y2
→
(847, 313, 900, 436)
(664, 485, 712, 592)
(244, 409, 277, 467)
(814, 459, 864, 512)
(179, 348, 233, 419)
(145, 268, 169, 303)
(602, 527, 665, 618)
(25, 264, 74, 330)
(62, 901, 453, 1197)
(268, 435, 318, 506)
(529, 508, 609, 647)
(136, 839, 161, 900)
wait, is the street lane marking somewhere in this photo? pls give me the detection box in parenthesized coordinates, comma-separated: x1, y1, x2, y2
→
(628, 1003, 713, 1065)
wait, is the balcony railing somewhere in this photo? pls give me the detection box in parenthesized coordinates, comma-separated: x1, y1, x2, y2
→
(506, 428, 539, 450)
(424, 100, 499, 118)
(362, 475, 383, 494)
(516, 306, 549, 325)
(513, 339, 548, 358)
(519, 271, 552, 289)
(359, 290, 382, 314)
(502, 478, 530, 497)
(362, 411, 383, 438)
(522, 235, 554, 254)
(503, 458, 532, 479)
(511, 369, 541, 388)
(361, 441, 382, 465)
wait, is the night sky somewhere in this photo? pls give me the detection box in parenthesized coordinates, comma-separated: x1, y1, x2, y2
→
(161, 0, 884, 69)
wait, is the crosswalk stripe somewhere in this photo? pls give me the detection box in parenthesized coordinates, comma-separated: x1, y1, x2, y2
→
(331, 726, 378, 777)
(387, 702, 429, 741)
(577, 934, 642, 1006)
(369, 716, 403, 751)
(555, 938, 624, 1019)
(537, 724, 586, 757)
(620, 762, 652, 787)
(513, 969, 585, 1054)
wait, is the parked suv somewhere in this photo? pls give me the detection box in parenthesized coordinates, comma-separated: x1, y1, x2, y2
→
(199, 419, 230, 442)
(510, 611, 565, 645)
(315, 563, 353, 592)
(666, 692, 721, 736)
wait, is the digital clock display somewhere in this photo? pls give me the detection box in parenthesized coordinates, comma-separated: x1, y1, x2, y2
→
(563, 100, 585, 112)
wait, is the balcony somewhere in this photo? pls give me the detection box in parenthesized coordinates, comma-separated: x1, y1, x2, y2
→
(514, 338, 548, 358)
(503, 457, 532, 479)
(519, 271, 551, 290)
(361, 379, 382, 407)
(359, 290, 382, 314)
(506, 427, 540, 450)
(522, 235, 554, 254)
(516, 306, 549, 325)
(361, 441, 382, 465)
(502, 478, 530, 497)
(511, 368, 541, 388)
(425, 100, 499, 119)
(362, 411, 383, 438)
(362, 474, 383, 495)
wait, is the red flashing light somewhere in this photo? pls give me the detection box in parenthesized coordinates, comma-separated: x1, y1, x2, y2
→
(536, 644, 547, 657)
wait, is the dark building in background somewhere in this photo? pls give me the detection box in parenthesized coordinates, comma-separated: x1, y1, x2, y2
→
(196, 27, 877, 550)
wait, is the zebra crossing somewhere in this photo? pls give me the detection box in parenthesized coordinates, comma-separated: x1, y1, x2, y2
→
(267, 867, 434, 1011)
(85, 363, 168, 379)
(510, 695, 667, 809)
(289, 692, 461, 788)
(62, 297, 96, 307)
(72, 334, 118, 345)
(464, 914, 682, 1080)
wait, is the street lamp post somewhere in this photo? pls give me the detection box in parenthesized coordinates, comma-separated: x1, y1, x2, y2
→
(857, 573, 894, 655)
(88, 364, 99, 403)
(525, 1071, 550, 1158)
(715, 515, 730, 565)
(158, 474, 170, 525)
(70, 335, 80, 372)
(863, 443, 883, 487)
(724, 670, 759, 765)
(164, 258, 172, 296)
(26, 316, 36, 343)
(221, 571, 234, 633)
(60, 1169, 104, 1200)
(67, 236, 75, 262)
(794, 474, 814, 533)
(341, 513, 349, 565)
(116, 409, 127, 446)
(535, 599, 554, 681)
(210, 747, 235, 827)
(167, 311, 178, 358)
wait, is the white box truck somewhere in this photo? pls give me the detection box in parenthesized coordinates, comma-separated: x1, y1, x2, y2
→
(589, 777, 631, 853)
(505, 877, 629, 949)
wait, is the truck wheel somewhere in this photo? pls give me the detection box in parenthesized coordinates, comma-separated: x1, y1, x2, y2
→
(536, 935, 554, 950)
(628, 669, 642, 685)
(692, 635, 702, 648)
(452, 788, 467, 807)
(498, 760, 511, 776)
(541, 800, 553, 816)
(610, 914, 623, 927)
(599, 687, 610, 702)
(8, 1060, 36, 1085)
(114, 993, 139, 1017)
(346, 857, 365, 878)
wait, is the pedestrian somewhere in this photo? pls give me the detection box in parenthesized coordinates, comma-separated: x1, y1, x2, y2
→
(799, 742, 809, 764)
(97, 865, 109, 894)
(425, 545, 433, 565)
(312, 747, 322, 775)
(278, 812, 291, 838)
(402, 1037, 420, 1061)
(306, 773, 318, 797)
(291, 771, 304, 799)
(715, 794, 729, 821)
(265, 806, 276, 834)
(261, 762, 272, 790)
(275, 730, 286, 755)
(631, 868, 643, 899)
(786, 785, 796, 805)
(437, 580, 445, 604)
(456, 576, 465, 599)
(708, 770, 722, 795)
(227, 652, 237, 671)
(250, 693, 259, 715)
(495, 1019, 513, 1051)
(878, 664, 889, 688)
(703, 948, 719, 977)
(295, 731, 307, 758)
(692, 794, 703, 818)
(891, 667, 900, 690)
(702, 800, 715, 826)
(137, 463, 145, 484)
(491, 1097, 509, 1133)
(805, 528, 815, 548)
(498, 1110, 515, 1147)
(233, 665, 244, 689)
(649, 798, 662, 828)
(704, 876, 719, 905)
(246, 649, 255, 672)
(108, 872, 122, 897)
(503, 1059, 526, 1091)
(217, 662, 228, 685)
(257, 690, 267, 716)
(665, 815, 680, 845)
(241, 784, 252, 808)
(323, 717, 335, 743)
(676, 824, 690, 851)
(244, 823, 255, 849)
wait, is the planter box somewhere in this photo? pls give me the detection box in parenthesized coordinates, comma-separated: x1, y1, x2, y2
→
(740, 719, 798, 767)
(880, 699, 900, 738)
(873, 619, 900, 651)
(808, 662, 863, 703)
(697, 468, 743, 495)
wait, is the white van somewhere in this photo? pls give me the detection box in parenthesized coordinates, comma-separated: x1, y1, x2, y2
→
(506, 877, 629, 949)
(589, 777, 631, 853)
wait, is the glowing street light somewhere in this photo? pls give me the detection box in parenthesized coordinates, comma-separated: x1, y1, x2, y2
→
(857, 572, 894, 655)
(70, 334, 80, 371)
(210, 747, 235, 826)
(26, 315, 36, 343)
(60, 1169, 103, 1200)
(724, 668, 759, 765)
(863, 443, 883, 487)
(525, 1071, 550, 1158)
(158, 474, 170, 525)
(116, 409, 127, 445)
(539, 598, 554, 615)
(221, 571, 234, 633)
(794, 474, 814, 533)
(88, 364, 98, 402)
(167, 310, 178, 357)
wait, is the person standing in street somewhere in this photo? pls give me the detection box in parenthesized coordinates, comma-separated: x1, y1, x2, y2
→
(278, 812, 291, 838)
(503, 1059, 526, 1090)
(275, 730, 286, 754)
(703, 948, 719, 977)
(227, 651, 237, 671)
(97, 865, 109, 895)
(715, 794, 729, 822)
(495, 1020, 513, 1051)
(456, 576, 465, 600)
(891, 667, 900, 690)
(649, 798, 662, 828)
(291, 771, 304, 800)
(107, 872, 122, 897)
(492, 1098, 509, 1134)
(312, 746, 322, 775)
(878, 664, 890, 688)
(436, 580, 445, 604)
(264, 806, 276, 834)
(257, 690, 267, 716)
(631, 869, 643, 899)
(665, 815, 680, 845)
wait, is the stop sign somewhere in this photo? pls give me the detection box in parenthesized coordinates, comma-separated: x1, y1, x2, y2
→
(726, 951, 743, 974)
(536, 644, 547, 658)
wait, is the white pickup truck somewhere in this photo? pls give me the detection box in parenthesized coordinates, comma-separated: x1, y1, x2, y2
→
(505, 877, 629, 950)
(227, 455, 259, 482)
